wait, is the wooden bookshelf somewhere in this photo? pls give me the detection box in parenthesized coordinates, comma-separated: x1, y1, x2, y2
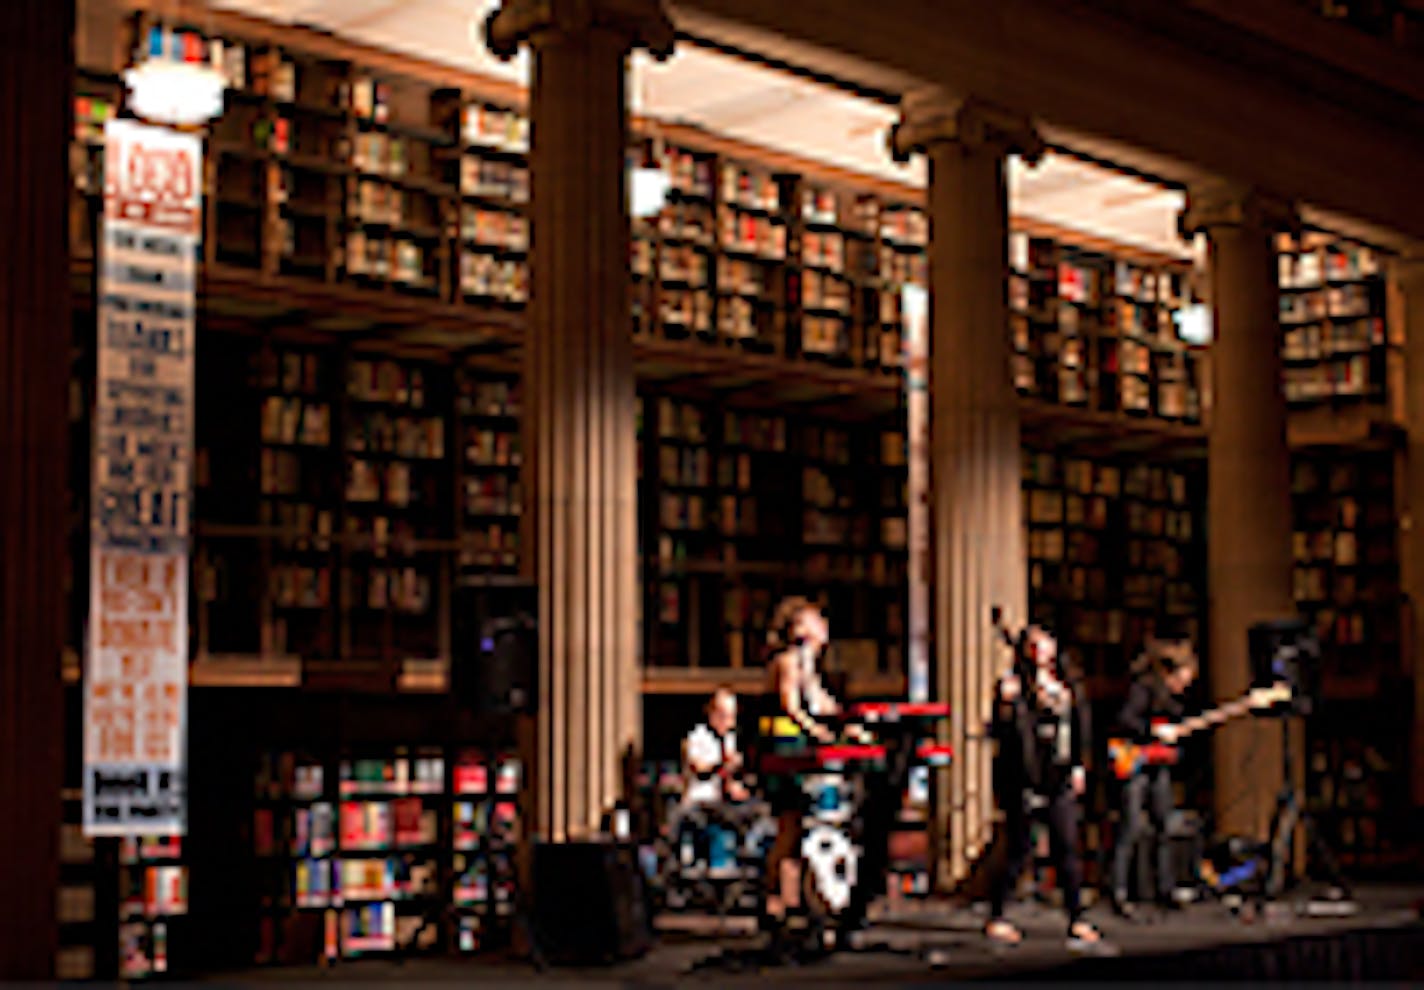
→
(252, 746, 523, 964)
(1010, 232, 1204, 425)
(638, 389, 905, 675)
(1023, 449, 1203, 689)
(68, 10, 1402, 716)
(1290, 449, 1401, 681)
(1278, 233, 1394, 409)
(195, 330, 518, 676)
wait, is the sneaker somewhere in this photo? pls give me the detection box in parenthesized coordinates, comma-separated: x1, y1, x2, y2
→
(1110, 894, 1138, 920)
(985, 918, 1023, 947)
(1066, 921, 1116, 955)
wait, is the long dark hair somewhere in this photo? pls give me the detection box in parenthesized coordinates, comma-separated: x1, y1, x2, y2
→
(1015, 624, 1080, 687)
(1131, 639, 1198, 703)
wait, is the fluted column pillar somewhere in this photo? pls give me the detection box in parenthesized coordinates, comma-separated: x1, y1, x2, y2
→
(486, 0, 673, 842)
(1182, 183, 1298, 841)
(0, 0, 71, 977)
(891, 92, 1042, 887)
(1391, 250, 1424, 810)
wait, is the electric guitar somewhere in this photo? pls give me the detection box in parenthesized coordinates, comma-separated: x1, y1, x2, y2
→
(1107, 682, 1292, 780)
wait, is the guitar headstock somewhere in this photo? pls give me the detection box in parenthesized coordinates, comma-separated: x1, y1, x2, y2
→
(1247, 682, 1293, 708)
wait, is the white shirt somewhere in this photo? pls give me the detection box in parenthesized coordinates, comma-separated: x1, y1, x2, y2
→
(684, 724, 738, 805)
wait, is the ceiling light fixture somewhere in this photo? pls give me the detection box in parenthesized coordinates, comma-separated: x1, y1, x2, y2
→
(628, 55, 670, 219)
(125, 23, 226, 127)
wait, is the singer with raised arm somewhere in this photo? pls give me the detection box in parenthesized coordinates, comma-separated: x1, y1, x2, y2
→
(1109, 639, 1198, 918)
(987, 622, 1103, 950)
(758, 596, 851, 935)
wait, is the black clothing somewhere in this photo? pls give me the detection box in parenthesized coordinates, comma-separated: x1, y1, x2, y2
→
(989, 667, 1090, 931)
(992, 669, 1090, 797)
(1111, 766, 1176, 901)
(991, 785, 1084, 927)
(1114, 674, 1184, 744)
(1111, 672, 1186, 902)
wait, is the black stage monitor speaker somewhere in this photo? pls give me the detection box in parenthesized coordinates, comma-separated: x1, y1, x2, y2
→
(1248, 617, 1320, 715)
(453, 582, 537, 714)
(532, 840, 652, 964)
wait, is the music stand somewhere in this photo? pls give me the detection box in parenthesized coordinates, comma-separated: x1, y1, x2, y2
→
(1247, 620, 1350, 902)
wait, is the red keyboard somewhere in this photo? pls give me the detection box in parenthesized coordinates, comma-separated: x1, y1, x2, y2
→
(760, 740, 953, 774)
(849, 701, 952, 722)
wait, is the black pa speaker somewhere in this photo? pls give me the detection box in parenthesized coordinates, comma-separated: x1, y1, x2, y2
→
(532, 841, 652, 964)
(453, 582, 538, 714)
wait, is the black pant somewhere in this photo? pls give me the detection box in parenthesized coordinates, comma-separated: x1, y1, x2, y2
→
(1111, 767, 1175, 902)
(991, 785, 1083, 927)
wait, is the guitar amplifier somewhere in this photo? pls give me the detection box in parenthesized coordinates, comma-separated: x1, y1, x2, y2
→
(532, 840, 652, 964)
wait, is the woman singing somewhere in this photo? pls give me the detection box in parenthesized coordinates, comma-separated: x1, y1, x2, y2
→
(987, 625, 1103, 949)
(759, 596, 841, 930)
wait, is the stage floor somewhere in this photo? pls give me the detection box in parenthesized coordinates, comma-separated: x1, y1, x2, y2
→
(219, 883, 1424, 984)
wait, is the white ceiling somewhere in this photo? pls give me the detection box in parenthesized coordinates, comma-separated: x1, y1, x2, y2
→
(210, 0, 1191, 258)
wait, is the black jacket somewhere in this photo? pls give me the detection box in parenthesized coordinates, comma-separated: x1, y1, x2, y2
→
(1114, 674, 1185, 744)
(992, 667, 1090, 796)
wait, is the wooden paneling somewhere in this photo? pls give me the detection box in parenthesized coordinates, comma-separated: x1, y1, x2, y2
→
(0, 0, 73, 978)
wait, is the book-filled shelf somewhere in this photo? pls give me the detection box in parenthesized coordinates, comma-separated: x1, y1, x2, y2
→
(1290, 449, 1409, 867)
(69, 11, 1407, 431)
(1010, 232, 1205, 423)
(1290, 449, 1401, 681)
(1022, 449, 1204, 691)
(631, 137, 924, 373)
(638, 390, 907, 677)
(1278, 233, 1397, 408)
(117, 835, 189, 980)
(195, 330, 519, 676)
(455, 369, 522, 577)
(251, 747, 523, 965)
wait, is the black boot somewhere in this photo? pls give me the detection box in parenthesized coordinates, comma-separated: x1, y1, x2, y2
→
(1111, 891, 1139, 920)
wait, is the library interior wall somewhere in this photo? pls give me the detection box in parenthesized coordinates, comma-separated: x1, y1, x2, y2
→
(65, 0, 1414, 821)
(19, 0, 1424, 974)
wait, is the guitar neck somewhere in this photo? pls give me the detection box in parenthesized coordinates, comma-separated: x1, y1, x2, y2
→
(1175, 694, 1266, 736)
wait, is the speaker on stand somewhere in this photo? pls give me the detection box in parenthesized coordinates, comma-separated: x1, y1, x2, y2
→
(1246, 618, 1351, 906)
(452, 581, 538, 716)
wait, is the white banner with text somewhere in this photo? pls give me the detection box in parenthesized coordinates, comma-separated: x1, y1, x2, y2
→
(84, 119, 200, 836)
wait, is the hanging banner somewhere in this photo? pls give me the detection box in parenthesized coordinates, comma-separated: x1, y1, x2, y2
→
(901, 284, 930, 704)
(85, 119, 201, 836)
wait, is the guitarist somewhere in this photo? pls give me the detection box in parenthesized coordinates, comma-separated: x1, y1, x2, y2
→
(1109, 639, 1198, 918)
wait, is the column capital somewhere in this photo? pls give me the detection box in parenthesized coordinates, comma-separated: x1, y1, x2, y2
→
(888, 89, 1044, 164)
(1180, 181, 1297, 238)
(485, 0, 675, 60)
(1388, 245, 1424, 287)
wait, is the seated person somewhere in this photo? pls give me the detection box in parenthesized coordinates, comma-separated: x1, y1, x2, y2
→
(684, 687, 749, 806)
(676, 687, 749, 877)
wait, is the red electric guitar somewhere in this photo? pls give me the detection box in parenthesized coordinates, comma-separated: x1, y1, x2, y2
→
(1107, 682, 1292, 780)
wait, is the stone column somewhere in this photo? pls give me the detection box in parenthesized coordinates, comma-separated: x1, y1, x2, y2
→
(891, 93, 1042, 887)
(1391, 250, 1424, 810)
(0, 0, 71, 978)
(485, 0, 673, 843)
(1182, 183, 1297, 841)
